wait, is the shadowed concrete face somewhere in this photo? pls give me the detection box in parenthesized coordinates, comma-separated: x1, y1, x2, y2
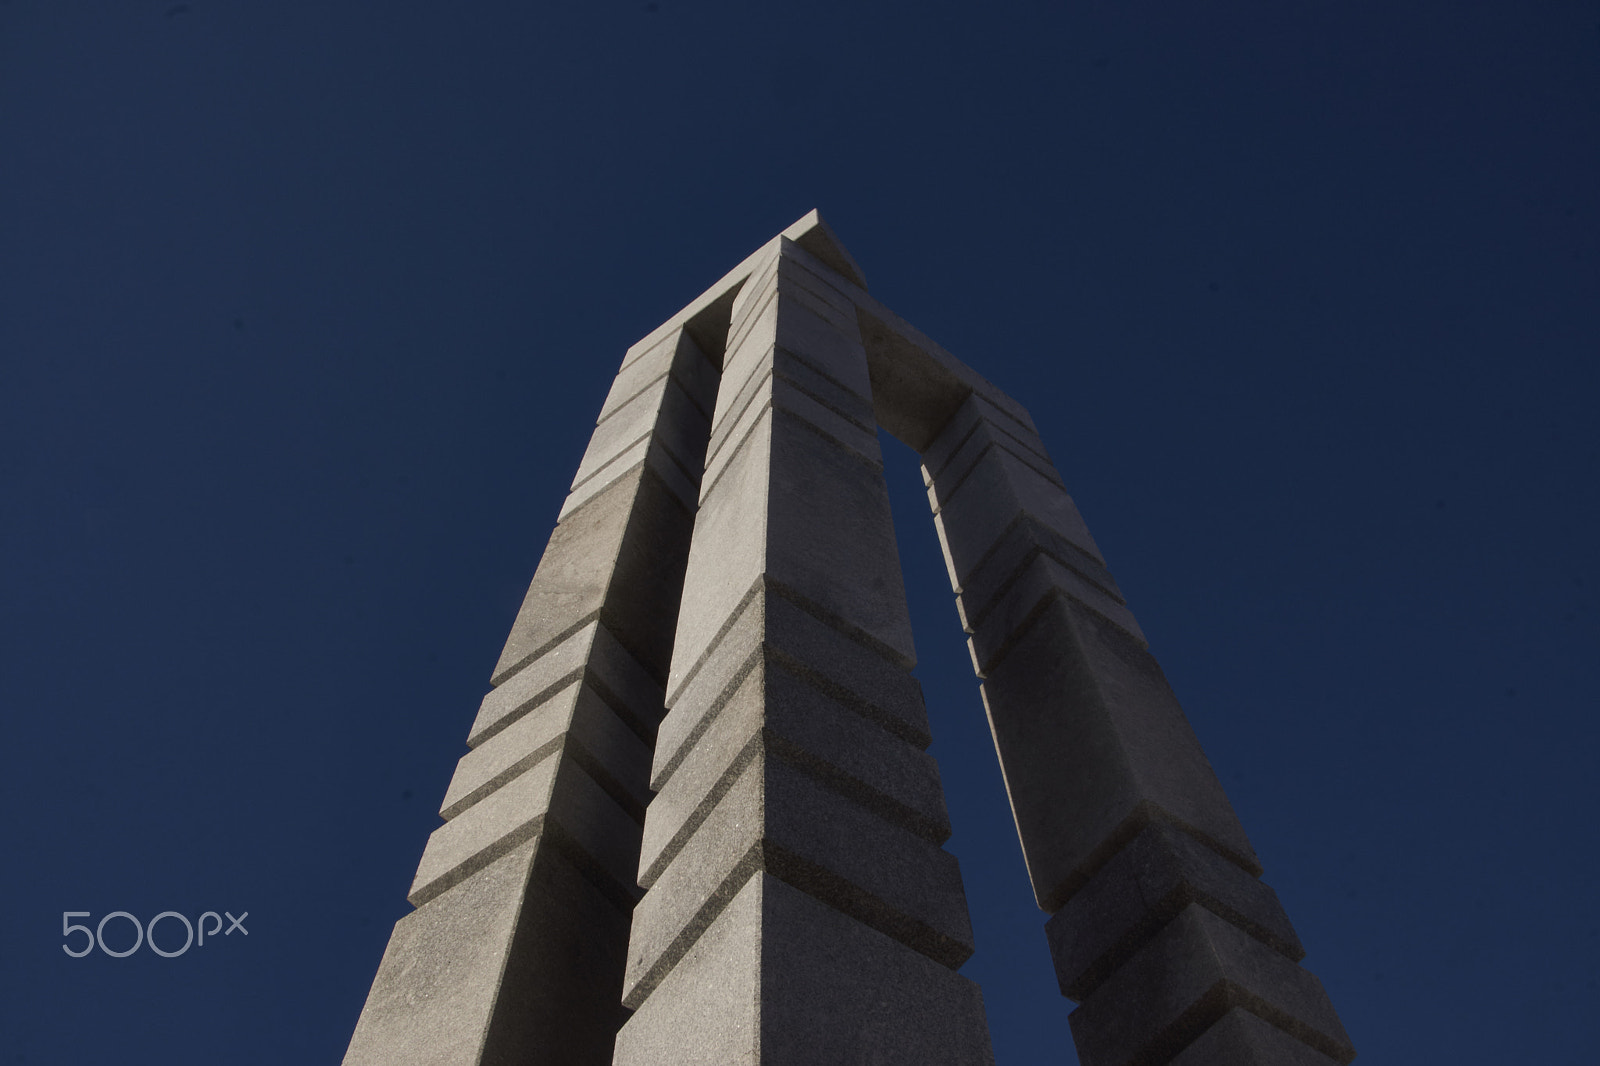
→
(343, 211, 1353, 1066)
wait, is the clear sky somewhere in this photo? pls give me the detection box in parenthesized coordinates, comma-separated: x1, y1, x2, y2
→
(2, 2, 1596, 1063)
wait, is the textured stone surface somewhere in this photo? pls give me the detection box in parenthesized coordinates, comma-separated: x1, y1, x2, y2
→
(950, 510, 1123, 612)
(444, 681, 649, 821)
(1069, 904, 1355, 1066)
(613, 863, 766, 1064)
(965, 551, 1147, 676)
(764, 411, 914, 665)
(920, 392, 1053, 484)
(344, 838, 540, 1066)
(1046, 822, 1303, 1001)
(930, 445, 1105, 589)
(468, 617, 665, 753)
(1169, 1008, 1344, 1066)
(615, 874, 993, 1066)
(624, 750, 973, 1007)
(640, 656, 949, 888)
(655, 585, 934, 789)
(980, 596, 1259, 910)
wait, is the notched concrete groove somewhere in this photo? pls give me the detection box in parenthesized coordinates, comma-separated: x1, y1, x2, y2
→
(963, 544, 1128, 636)
(640, 734, 763, 889)
(409, 814, 546, 909)
(585, 668, 661, 745)
(977, 586, 1143, 679)
(442, 734, 565, 821)
(625, 844, 765, 1010)
(704, 362, 776, 471)
(596, 368, 672, 429)
(656, 640, 766, 791)
(664, 576, 766, 711)
(772, 358, 874, 433)
(761, 841, 971, 970)
(698, 402, 774, 508)
(566, 734, 649, 826)
(770, 404, 883, 473)
(543, 817, 644, 917)
(569, 429, 653, 496)
(765, 577, 912, 671)
(764, 730, 945, 845)
(762, 644, 927, 749)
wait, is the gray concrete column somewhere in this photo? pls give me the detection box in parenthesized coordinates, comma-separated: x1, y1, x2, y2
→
(612, 239, 996, 1065)
(921, 394, 1356, 1066)
(343, 325, 721, 1066)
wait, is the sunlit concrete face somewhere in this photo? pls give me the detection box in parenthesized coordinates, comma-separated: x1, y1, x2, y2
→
(342, 211, 1355, 1066)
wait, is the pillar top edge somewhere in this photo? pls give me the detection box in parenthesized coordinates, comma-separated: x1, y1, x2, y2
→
(625, 211, 1036, 439)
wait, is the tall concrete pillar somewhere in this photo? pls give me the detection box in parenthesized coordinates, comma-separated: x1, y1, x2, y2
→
(921, 393, 1357, 1066)
(342, 210, 1354, 1066)
(343, 311, 723, 1065)
(613, 236, 996, 1064)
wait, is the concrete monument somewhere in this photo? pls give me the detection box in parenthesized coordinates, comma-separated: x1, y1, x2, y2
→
(343, 212, 1355, 1065)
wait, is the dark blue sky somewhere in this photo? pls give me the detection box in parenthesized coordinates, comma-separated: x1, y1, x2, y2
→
(2, 2, 1596, 1063)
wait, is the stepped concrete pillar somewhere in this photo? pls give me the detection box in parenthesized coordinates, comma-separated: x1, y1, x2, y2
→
(612, 235, 996, 1064)
(342, 297, 726, 1065)
(920, 392, 1357, 1066)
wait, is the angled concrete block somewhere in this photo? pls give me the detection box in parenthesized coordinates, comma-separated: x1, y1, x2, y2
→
(641, 655, 950, 888)
(655, 585, 934, 792)
(617, 873, 993, 1066)
(952, 510, 1123, 605)
(411, 753, 560, 907)
(446, 681, 651, 821)
(776, 269, 856, 332)
(624, 758, 764, 1008)
(765, 413, 915, 666)
(492, 471, 639, 686)
(471, 622, 597, 747)
(772, 347, 875, 424)
(705, 355, 776, 475)
(757, 875, 992, 1066)
(667, 416, 773, 702)
(770, 371, 882, 465)
(923, 411, 1060, 500)
(1068, 904, 1355, 1066)
(625, 751, 974, 1008)
(345, 838, 540, 1066)
(1045, 822, 1303, 1001)
(584, 622, 665, 741)
(965, 551, 1147, 675)
(639, 665, 767, 888)
(762, 754, 974, 967)
(599, 336, 675, 422)
(411, 756, 639, 908)
(930, 447, 1105, 590)
(612, 864, 765, 1064)
(920, 391, 1052, 483)
(445, 683, 573, 818)
(1169, 1008, 1344, 1066)
(572, 374, 708, 492)
(560, 431, 700, 521)
(760, 590, 932, 747)
(654, 582, 766, 785)
(980, 597, 1258, 911)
